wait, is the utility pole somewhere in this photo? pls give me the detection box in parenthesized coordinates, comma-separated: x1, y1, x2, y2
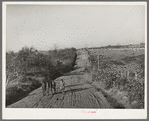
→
(97, 54, 100, 70)
(126, 70, 129, 80)
(134, 71, 137, 80)
(98, 55, 99, 70)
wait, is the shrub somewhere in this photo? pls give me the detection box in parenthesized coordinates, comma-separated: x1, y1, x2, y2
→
(89, 50, 145, 108)
(6, 76, 41, 106)
(6, 47, 77, 106)
(92, 68, 144, 108)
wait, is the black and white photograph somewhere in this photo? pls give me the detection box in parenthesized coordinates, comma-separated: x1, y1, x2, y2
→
(3, 2, 147, 119)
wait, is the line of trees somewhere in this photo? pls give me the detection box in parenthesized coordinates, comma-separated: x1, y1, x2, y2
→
(6, 46, 77, 84)
(6, 46, 77, 106)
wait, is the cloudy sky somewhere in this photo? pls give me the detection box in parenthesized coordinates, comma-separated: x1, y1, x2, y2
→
(6, 4, 145, 52)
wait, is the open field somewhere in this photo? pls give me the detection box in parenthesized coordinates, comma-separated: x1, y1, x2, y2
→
(88, 48, 145, 108)
(89, 48, 144, 57)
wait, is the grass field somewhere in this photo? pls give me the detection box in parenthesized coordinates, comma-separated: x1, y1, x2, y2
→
(88, 48, 145, 108)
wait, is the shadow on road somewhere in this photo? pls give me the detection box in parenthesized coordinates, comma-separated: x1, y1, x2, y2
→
(54, 87, 92, 95)
(65, 83, 87, 88)
(63, 72, 85, 76)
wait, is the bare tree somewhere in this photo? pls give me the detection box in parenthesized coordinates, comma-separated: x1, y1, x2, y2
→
(53, 43, 59, 51)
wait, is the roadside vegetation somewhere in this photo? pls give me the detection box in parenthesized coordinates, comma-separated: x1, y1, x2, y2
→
(88, 48, 145, 108)
(6, 46, 77, 106)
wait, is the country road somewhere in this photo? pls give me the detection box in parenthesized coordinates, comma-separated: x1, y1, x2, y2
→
(7, 49, 125, 108)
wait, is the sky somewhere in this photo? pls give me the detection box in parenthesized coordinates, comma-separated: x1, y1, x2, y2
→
(6, 4, 145, 52)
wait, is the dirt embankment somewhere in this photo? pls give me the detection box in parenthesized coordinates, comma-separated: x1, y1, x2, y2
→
(7, 49, 127, 108)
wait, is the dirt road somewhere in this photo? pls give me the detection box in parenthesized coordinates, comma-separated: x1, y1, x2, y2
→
(7, 49, 125, 108)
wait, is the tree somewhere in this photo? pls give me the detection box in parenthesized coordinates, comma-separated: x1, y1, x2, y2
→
(16, 46, 36, 75)
(53, 43, 59, 50)
(6, 51, 19, 86)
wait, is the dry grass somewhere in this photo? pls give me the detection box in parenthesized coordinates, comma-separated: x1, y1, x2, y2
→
(88, 48, 145, 108)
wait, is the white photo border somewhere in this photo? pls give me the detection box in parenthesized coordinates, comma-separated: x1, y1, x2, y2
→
(2, 1, 147, 119)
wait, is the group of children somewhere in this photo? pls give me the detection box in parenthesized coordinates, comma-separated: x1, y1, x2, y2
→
(42, 76, 65, 96)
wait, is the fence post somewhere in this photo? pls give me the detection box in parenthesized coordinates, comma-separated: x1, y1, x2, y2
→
(134, 71, 137, 80)
(91, 71, 93, 82)
(121, 71, 124, 78)
(97, 55, 99, 70)
(126, 70, 129, 80)
(98, 59, 99, 70)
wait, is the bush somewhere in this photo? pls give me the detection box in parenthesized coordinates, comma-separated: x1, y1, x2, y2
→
(49, 47, 77, 74)
(6, 47, 77, 106)
(92, 68, 144, 108)
(6, 76, 41, 106)
(89, 50, 145, 108)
